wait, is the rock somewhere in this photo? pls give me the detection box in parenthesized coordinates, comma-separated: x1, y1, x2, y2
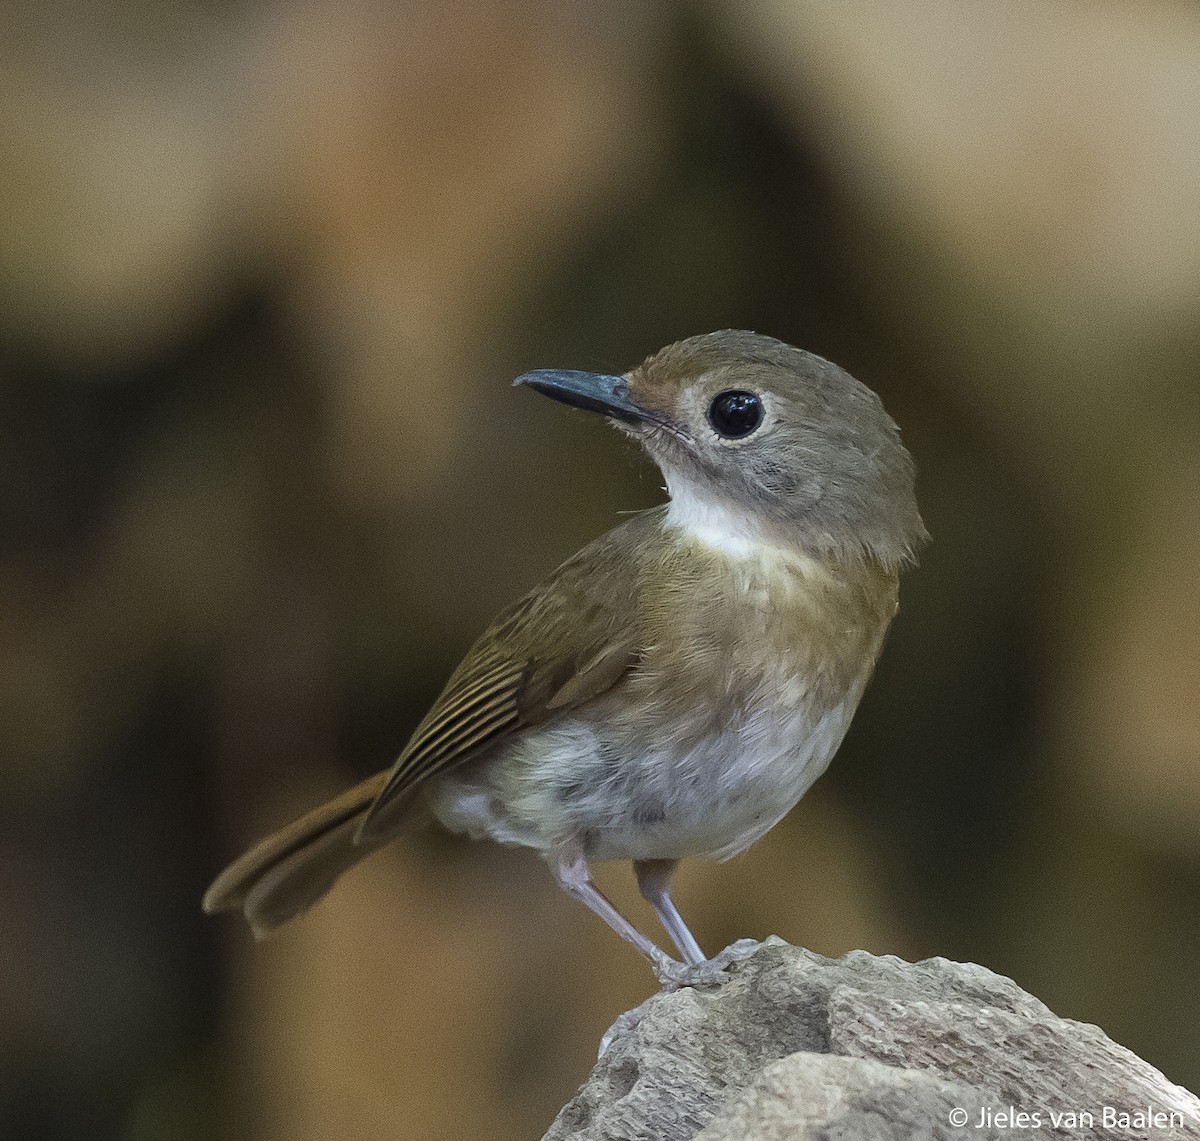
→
(542, 937, 1200, 1141)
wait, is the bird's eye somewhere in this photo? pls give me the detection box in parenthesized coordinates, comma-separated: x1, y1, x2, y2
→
(707, 390, 763, 439)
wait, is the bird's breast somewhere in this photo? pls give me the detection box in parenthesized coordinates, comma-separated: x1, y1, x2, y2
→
(632, 536, 896, 732)
(624, 540, 897, 856)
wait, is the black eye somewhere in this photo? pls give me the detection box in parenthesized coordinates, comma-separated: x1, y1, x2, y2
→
(707, 390, 763, 439)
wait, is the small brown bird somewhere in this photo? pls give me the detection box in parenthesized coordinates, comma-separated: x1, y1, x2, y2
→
(204, 330, 926, 976)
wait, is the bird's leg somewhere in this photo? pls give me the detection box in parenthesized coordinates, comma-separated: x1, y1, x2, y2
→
(550, 848, 676, 971)
(634, 858, 706, 965)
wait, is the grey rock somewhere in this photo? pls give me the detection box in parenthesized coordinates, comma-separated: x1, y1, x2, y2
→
(542, 937, 1200, 1141)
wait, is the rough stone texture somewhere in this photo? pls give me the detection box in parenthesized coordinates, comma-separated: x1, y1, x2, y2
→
(542, 937, 1200, 1141)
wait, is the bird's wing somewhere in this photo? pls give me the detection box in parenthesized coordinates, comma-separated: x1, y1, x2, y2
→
(356, 513, 655, 839)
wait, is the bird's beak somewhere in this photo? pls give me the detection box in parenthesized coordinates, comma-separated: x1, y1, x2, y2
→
(513, 369, 650, 426)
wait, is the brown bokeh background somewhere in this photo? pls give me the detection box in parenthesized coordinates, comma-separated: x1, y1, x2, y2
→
(3, 2, 1199, 1137)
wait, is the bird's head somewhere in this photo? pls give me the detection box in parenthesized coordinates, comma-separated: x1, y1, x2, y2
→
(516, 330, 927, 569)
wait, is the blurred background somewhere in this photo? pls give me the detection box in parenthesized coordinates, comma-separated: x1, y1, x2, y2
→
(2, 0, 1199, 1137)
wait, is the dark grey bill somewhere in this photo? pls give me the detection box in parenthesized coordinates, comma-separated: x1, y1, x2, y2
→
(513, 369, 647, 425)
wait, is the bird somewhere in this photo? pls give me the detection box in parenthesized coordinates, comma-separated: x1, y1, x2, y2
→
(203, 329, 926, 978)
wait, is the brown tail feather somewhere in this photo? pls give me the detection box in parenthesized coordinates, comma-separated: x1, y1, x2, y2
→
(203, 770, 416, 938)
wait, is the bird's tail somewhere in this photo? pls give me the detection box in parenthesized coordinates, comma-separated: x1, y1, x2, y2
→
(203, 770, 413, 938)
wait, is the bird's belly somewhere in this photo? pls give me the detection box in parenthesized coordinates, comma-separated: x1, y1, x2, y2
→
(429, 687, 860, 863)
(585, 695, 857, 861)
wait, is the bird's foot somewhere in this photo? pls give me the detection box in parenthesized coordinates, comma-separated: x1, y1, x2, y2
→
(651, 937, 763, 991)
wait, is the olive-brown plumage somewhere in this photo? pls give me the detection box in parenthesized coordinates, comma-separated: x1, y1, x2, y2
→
(204, 331, 926, 970)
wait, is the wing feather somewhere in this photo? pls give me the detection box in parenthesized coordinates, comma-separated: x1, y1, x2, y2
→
(403, 665, 526, 765)
(355, 511, 661, 840)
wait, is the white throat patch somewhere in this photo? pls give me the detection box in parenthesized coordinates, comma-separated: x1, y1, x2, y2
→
(662, 480, 828, 583)
(663, 480, 766, 558)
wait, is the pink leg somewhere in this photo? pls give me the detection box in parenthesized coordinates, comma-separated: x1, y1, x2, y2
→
(634, 858, 705, 965)
(550, 849, 674, 968)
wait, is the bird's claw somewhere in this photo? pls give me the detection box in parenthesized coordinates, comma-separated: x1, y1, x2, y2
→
(648, 946, 687, 989)
(650, 938, 762, 991)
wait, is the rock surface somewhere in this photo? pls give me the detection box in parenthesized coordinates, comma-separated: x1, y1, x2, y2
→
(542, 938, 1200, 1141)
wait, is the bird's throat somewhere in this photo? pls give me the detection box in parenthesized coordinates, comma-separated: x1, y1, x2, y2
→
(663, 478, 824, 573)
